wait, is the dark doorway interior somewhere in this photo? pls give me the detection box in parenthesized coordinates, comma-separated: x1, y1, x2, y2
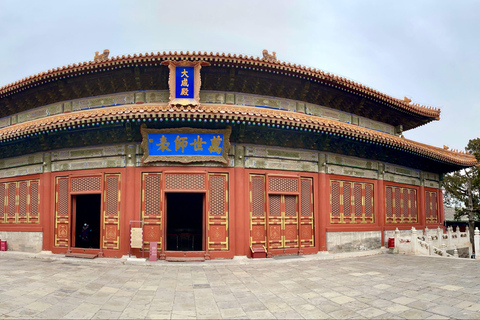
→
(166, 193, 203, 251)
(74, 194, 101, 249)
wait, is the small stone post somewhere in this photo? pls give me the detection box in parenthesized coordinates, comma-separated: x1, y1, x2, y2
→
(456, 226, 461, 244)
(428, 235, 434, 256)
(411, 227, 418, 255)
(447, 226, 453, 248)
(453, 246, 459, 258)
(437, 227, 443, 247)
(474, 228, 480, 260)
(467, 228, 473, 257)
(441, 243, 447, 256)
(394, 228, 400, 254)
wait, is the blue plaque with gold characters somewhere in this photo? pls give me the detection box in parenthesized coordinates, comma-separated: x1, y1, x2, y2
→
(175, 67, 194, 99)
(148, 133, 224, 156)
(141, 126, 231, 164)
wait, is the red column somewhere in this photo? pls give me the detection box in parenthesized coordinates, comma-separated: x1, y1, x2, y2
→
(41, 172, 53, 251)
(438, 188, 445, 226)
(120, 166, 137, 255)
(318, 172, 328, 251)
(419, 186, 426, 229)
(233, 167, 246, 256)
(377, 180, 385, 246)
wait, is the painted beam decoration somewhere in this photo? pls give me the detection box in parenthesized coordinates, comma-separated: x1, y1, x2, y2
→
(161, 60, 209, 106)
(141, 126, 232, 164)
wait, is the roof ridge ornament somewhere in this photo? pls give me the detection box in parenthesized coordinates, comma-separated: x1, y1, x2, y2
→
(404, 96, 412, 104)
(262, 49, 277, 63)
(94, 49, 110, 62)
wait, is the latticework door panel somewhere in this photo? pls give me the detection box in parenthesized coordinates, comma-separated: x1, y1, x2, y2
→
(385, 185, 418, 223)
(268, 194, 283, 249)
(299, 178, 314, 248)
(249, 175, 266, 249)
(425, 190, 438, 223)
(141, 173, 163, 250)
(207, 173, 229, 251)
(283, 195, 299, 248)
(103, 174, 121, 250)
(54, 177, 70, 247)
(330, 180, 374, 224)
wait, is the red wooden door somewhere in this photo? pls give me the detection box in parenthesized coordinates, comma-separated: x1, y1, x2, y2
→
(249, 175, 267, 250)
(299, 178, 314, 248)
(207, 173, 229, 251)
(268, 194, 299, 249)
(141, 173, 163, 252)
(103, 174, 121, 250)
(54, 177, 70, 248)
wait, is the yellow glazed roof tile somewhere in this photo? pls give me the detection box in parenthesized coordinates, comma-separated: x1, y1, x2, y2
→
(0, 51, 440, 119)
(0, 103, 474, 167)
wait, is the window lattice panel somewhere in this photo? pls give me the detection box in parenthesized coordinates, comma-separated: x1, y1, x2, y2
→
(385, 185, 417, 224)
(251, 176, 265, 216)
(0, 179, 40, 224)
(268, 177, 298, 192)
(269, 195, 281, 216)
(165, 174, 205, 190)
(331, 181, 340, 218)
(365, 184, 373, 217)
(7, 183, 16, 217)
(0, 184, 4, 220)
(425, 191, 438, 223)
(71, 177, 101, 192)
(210, 175, 226, 215)
(58, 179, 69, 216)
(30, 181, 39, 216)
(105, 176, 119, 216)
(300, 179, 312, 216)
(330, 179, 374, 224)
(19, 182, 27, 217)
(343, 183, 351, 217)
(285, 195, 297, 216)
(144, 175, 161, 216)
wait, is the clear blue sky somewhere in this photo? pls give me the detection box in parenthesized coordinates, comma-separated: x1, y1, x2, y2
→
(1, 0, 478, 151)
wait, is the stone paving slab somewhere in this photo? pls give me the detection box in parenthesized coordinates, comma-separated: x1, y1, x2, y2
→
(1, 252, 480, 319)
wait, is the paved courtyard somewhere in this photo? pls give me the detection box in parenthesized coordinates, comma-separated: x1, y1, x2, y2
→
(1, 252, 480, 319)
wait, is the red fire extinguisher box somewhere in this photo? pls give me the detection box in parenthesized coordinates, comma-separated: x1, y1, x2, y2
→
(388, 238, 395, 248)
(0, 240, 7, 251)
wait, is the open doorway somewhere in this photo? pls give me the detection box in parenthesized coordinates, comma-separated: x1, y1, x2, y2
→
(73, 194, 101, 249)
(166, 193, 204, 251)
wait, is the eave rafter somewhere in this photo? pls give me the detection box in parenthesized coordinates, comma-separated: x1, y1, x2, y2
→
(0, 103, 474, 168)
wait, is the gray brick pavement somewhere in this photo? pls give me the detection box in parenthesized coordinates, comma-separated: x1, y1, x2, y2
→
(1, 252, 480, 319)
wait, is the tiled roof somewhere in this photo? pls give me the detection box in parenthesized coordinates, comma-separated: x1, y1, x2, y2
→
(0, 103, 474, 167)
(0, 51, 440, 119)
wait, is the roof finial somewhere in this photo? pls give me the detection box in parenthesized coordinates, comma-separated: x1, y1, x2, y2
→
(262, 49, 277, 63)
(94, 49, 110, 62)
(404, 96, 412, 104)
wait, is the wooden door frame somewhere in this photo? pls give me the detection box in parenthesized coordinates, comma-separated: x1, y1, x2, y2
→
(69, 193, 103, 252)
(163, 191, 206, 257)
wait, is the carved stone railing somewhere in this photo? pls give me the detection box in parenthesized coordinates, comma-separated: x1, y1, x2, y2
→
(393, 227, 468, 258)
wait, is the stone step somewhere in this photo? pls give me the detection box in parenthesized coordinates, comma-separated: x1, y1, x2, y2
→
(165, 256, 205, 262)
(65, 253, 98, 259)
